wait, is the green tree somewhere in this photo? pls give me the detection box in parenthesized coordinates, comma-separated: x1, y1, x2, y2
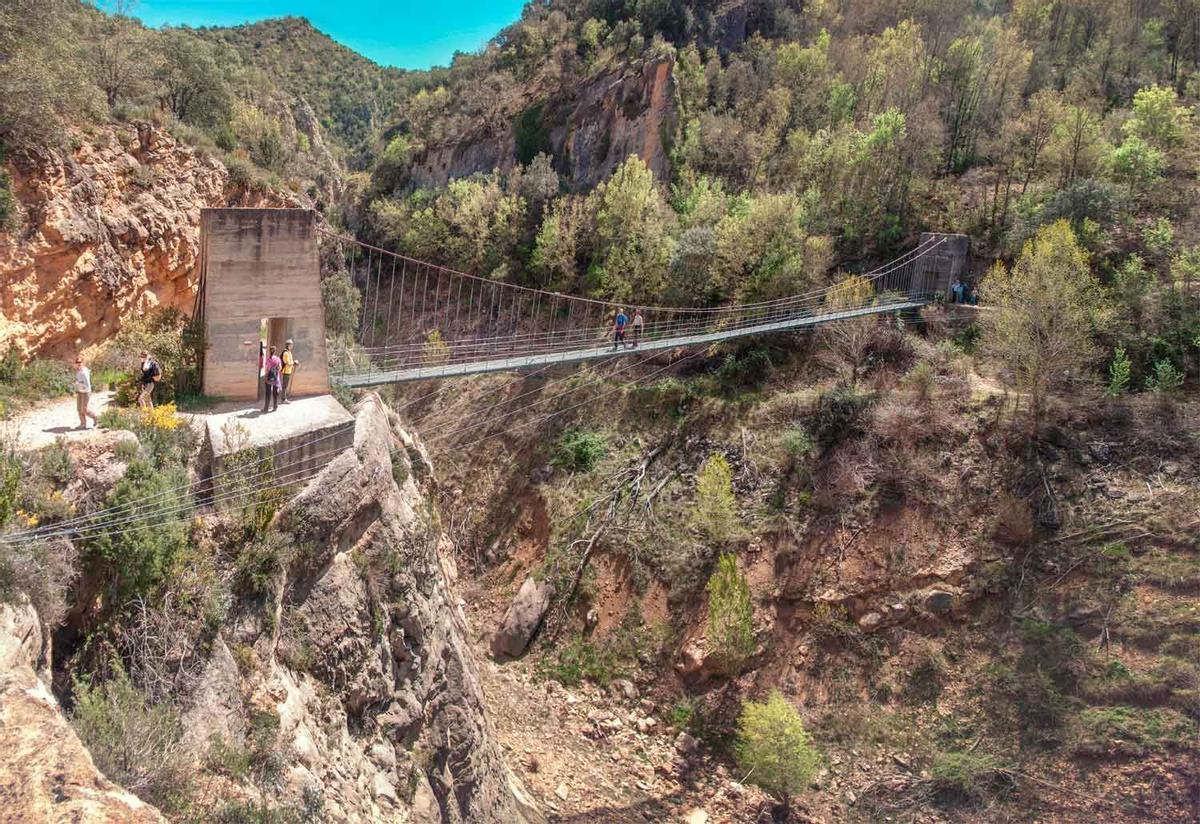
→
(1111, 136, 1165, 190)
(154, 30, 233, 127)
(980, 220, 1108, 430)
(87, 2, 157, 108)
(589, 155, 674, 302)
(735, 691, 821, 814)
(1106, 347, 1131, 396)
(0, 0, 102, 146)
(1145, 359, 1184, 393)
(531, 196, 583, 290)
(692, 453, 739, 542)
(1125, 84, 1194, 149)
(706, 553, 754, 674)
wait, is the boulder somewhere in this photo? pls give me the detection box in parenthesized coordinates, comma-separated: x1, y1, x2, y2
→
(923, 590, 955, 614)
(857, 612, 883, 631)
(491, 576, 554, 660)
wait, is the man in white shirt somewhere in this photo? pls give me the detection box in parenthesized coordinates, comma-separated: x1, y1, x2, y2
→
(74, 356, 99, 429)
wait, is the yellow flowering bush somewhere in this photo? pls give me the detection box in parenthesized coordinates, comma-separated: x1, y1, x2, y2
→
(140, 403, 183, 431)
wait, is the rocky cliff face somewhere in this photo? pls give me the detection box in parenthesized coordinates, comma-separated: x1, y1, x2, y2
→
(215, 394, 537, 821)
(0, 396, 534, 822)
(411, 57, 676, 190)
(0, 602, 165, 822)
(0, 124, 296, 359)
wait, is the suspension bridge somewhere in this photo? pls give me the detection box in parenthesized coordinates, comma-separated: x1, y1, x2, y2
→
(0, 208, 967, 549)
(321, 229, 960, 387)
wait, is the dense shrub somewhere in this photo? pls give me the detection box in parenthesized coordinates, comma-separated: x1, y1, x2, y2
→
(72, 665, 189, 807)
(808, 386, 874, 451)
(234, 532, 291, 599)
(0, 443, 20, 529)
(0, 168, 15, 228)
(321, 269, 363, 339)
(0, 537, 78, 626)
(735, 691, 821, 809)
(85, 458, 191, 606)
(552, 428, 607, 473)
(0, 348, 73, 412)
(97, 308, 203, 405)
(929, 751, 1013, 804)
(99, 404, 195, 468)
(714, 346, 774, 395)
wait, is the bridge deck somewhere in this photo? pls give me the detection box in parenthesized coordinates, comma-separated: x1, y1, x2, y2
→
(338, 301, 924, 387)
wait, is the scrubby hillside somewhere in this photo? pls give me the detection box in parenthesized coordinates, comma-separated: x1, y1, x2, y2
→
(378, 297, 1199, 821)
(0, 397, 537, 821)
(191, 17, 406, 166)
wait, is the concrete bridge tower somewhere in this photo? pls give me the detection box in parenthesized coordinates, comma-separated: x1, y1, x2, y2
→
(195, 208, 331, 401)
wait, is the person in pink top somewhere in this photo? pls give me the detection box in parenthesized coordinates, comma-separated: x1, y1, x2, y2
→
(262, 345, 283, 413)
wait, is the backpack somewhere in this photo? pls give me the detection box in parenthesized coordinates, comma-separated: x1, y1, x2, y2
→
(149, 361, 161, 382)
(266, 362, 280, 384)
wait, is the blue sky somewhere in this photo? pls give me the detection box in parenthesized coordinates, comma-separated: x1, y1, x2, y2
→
(128, 1, 528, 69)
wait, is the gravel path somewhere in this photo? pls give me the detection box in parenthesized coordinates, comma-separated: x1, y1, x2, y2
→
(7, 391, 116, 451)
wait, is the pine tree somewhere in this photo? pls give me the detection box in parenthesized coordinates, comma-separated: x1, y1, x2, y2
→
(735, 691, 821, 814)
(692, 453, 739, 542)
(706, 553, 755, 674)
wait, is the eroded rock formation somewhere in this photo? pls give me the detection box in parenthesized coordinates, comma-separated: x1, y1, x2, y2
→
(248, 394, 539, 821)
(0, 124, 297, 359)
(0, 602, 165, 822)
(411, 57, 677, 190)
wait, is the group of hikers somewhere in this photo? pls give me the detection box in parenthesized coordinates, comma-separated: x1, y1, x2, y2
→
(611, 307, 645, 350)
(950, 278, 978, 305)
(259, 339, 299, 413)
(70, 339, 300, 429)
(72, 349, 161, 429)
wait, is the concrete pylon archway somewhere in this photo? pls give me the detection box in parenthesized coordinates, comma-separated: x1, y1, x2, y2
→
(196, 208, 331, 401)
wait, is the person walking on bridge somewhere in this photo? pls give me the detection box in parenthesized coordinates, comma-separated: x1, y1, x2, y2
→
(281, 339, 300, 403)
(631, 309, 644, 348)
(74, 356, 99, 430)
(612, 307, 629, 350)
(263, 345, 282, 413)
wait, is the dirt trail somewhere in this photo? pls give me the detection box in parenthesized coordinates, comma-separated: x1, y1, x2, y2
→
(8, 391, 116, 451)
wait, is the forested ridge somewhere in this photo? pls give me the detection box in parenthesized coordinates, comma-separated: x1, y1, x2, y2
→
(1, 0, 1198, 383)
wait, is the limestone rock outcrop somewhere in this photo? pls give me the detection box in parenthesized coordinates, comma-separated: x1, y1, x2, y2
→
(0, 601, 165, 822)
(0, 124, 296, 358)
(259, 393, 539, 822)
(411, 57, 676, 191)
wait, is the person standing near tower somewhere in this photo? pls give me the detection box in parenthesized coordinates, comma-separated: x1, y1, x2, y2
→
(281, 339, 300, 403)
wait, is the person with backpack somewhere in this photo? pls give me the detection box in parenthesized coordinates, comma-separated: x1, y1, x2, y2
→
(138, 350, 161, 410)
(612, 307, 628, 350)
(281, 339, 300, 403)
(263, 345, 282, 413)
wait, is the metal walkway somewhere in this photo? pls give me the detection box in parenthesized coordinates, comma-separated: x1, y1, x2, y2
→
(339, 300, 923, 386)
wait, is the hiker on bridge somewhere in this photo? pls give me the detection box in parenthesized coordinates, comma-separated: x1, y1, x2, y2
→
(74, 356, 99, 430)
(281, 339, 300, 403)
(612, 307, 629, 350)
(631, 309, 644, 347)
(137, 350, 161, 410)
(263, 345, 282, 413)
